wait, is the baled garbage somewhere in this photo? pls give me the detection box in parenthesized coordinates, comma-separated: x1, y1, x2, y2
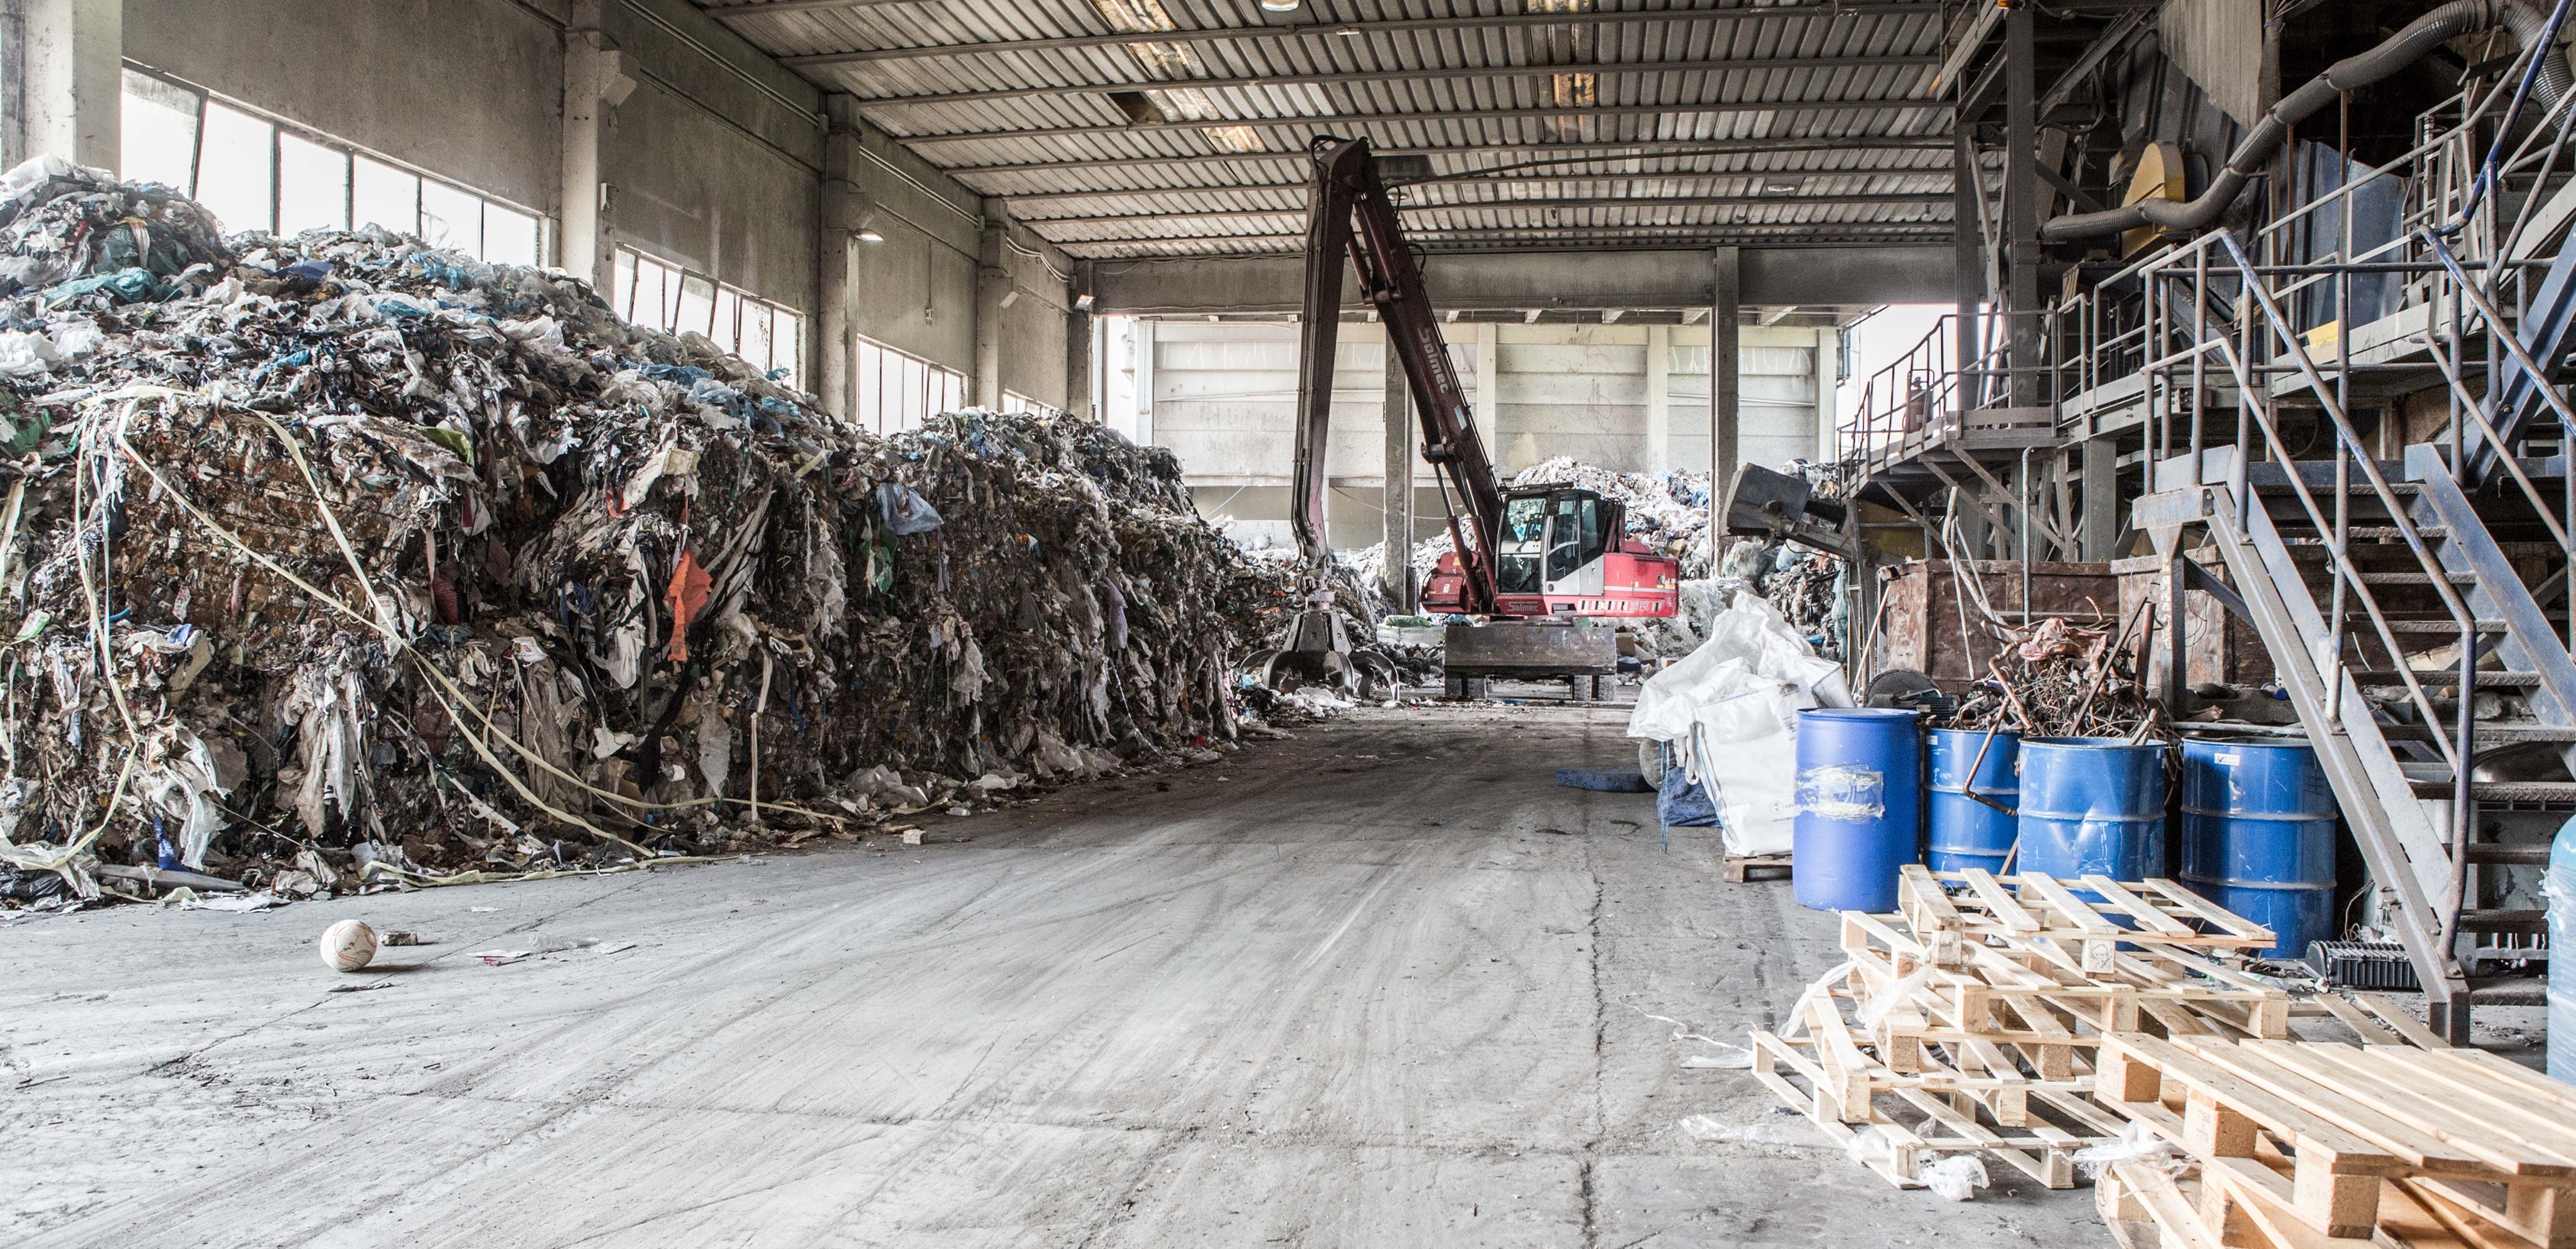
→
(0, 158, 1252, 905)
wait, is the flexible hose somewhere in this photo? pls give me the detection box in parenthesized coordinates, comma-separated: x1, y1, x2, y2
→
(2039, 0, 2573, 242)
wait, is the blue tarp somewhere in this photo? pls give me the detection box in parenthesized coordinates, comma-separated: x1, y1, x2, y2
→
(1555, 767, 1653, 793)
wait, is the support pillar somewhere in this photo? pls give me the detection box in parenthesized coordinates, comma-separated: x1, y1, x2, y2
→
(1383, 331, 1416, 613)
(8, 0, 120, 173)
(1646, 324, 1672, 474)
(556, 2, 633, 294)
(1714, 246, 1742, 516)
(2082, 435, 2118, 560)
(1954, 125, 1982, 401)
(1814, 324, 1839, 461)
(816, 94, 859, 421)
(1133, 320, 1156, 446)
(973, 207, 1007, 409)
(2004, 1, 2042, 408)
(1473, 321, 1501, 461)
(1066, 261, 1095, 421)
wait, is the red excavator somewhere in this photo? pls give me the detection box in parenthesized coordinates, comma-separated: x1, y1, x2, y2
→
(1253, 136, 1680, 699)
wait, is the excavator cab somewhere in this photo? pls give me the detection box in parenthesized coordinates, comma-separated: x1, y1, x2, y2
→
(1496, 488, 1612, 597)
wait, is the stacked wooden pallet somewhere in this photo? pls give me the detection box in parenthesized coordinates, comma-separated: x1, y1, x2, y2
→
(2093, 1030, 2576, 1248)
(1750, 865, 2293, 1192)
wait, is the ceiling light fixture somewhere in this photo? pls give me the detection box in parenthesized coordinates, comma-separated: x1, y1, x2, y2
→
(856, 228, 886, 243)
(1259, 0, 1301, 11)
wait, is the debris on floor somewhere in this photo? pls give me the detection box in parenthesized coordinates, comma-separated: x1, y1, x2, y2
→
(0, 158, 1261, 910)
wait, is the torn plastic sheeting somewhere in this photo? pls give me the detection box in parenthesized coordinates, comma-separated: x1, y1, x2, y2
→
(1795, 765, 1886, 822)
(875, 482, 943, 536)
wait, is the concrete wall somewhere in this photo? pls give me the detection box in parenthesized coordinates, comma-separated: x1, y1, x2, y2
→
(1154, 319, 1835, 548)
(124, 0, 565, 214)
(848, 125, 981, 374)
(115, 0, 1075, 408)
(602, 0, 821, 313)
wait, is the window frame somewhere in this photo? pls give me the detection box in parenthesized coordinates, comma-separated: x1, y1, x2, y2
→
(120, 63, 546, 265)
(611, 244, 806, 387)
(853, 336, 966, 435)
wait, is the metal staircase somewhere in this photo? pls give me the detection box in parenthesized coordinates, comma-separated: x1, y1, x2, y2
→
(2124, 228, 2576, 1042)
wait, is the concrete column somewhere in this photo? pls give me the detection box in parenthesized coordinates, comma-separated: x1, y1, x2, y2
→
(1814, 325, 1839, 462)
(560, 0, 605, 288)
(2081, 434, 2118, 560)
(1713, 247, 1742, 516)
(1472, 321, 1501, 460)
(1382, 331, 1415, 613)
(973, 207, 1007, 409)
(1133, 319, 1156, 445)
(815, 94, 859, 421)
(1953, 126, 1982, 402)
(2005, 2, 2041, 408)
(1645, 324, 1672, 474)
(9, 0, 120, 172)
(1065, 261, 1095, 420)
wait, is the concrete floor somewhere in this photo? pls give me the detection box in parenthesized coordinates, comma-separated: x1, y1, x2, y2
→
(5, 702, 2100, 1248)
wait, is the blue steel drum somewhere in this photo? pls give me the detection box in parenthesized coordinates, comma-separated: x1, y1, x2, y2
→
(1792, 708, 1923, 912)
(2181, 737, 2336, 959)
(2549, 815, 2576, 1083)
(2016, 737, 2168, 885)
(1928, 728, 2020, 874)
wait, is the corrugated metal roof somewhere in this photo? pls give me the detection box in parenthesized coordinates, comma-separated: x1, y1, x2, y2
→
(695, 0, 1959, 257)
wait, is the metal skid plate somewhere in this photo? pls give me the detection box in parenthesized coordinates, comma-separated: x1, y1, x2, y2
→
(1442, 621, 1618, 677)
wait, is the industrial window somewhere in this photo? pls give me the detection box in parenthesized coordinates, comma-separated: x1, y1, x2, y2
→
(853, 337, 964, 434)
(118, 67, 543, 265)
(610, 247, 804, 387)
(1001, 391, 1059, 417)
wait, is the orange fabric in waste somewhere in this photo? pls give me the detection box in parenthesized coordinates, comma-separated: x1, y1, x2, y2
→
(665, 550, 712, 662)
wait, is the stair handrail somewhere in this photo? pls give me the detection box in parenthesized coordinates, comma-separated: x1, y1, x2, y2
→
(2423, 231, 2576, 512)
(2220, 228, 2486, 967)
(2180, 270, 2462, 776)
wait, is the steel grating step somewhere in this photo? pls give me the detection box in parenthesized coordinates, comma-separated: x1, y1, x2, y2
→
(2380, 724, 2576, 744)
(2348, 670, 2544, 686)
(2407, 778, 2576, 803)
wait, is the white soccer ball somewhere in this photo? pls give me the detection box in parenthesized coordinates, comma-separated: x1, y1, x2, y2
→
(318, 918, 379, 972)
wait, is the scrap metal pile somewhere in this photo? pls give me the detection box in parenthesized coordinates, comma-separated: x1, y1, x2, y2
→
(1946, 615, 2163, 740)
(0, 158, 1248, 905)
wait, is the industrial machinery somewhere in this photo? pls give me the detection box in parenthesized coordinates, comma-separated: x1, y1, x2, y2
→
(1253, 136, 1680, 699)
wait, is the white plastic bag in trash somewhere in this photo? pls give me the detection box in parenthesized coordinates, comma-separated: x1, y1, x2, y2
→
(1921, 1154, 1991, 1201)
(1626, 588, 1852, 856)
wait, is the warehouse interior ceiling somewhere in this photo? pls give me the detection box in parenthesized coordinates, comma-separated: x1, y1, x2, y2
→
(689, 0, 1994, 260)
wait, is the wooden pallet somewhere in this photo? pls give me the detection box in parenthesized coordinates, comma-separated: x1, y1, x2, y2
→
(2105, 1154, 2561, 1249)
(2095, 1031, 2576, 1245)
(1898, 864, 2280, 973)
(1722, 852, 1791, 883)
(1749, 967, 2128, 1189)
(1832, 869, 2293, 1088)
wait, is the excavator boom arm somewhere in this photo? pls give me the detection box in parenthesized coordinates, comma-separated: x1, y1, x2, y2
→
(1291, 137, 1504, 613)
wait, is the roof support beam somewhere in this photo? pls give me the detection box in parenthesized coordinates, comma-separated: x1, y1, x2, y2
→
(1021, 192, 1952, 226)
(898, 98, 1949, 147)
(938, 137, 1954, 178)
(854, 55, 1939, 108)
(1052, 224, 1952, 251)
(989, 163, 1954, 205)
(1089, 244, 1959, 311)
(771, 3, 1942, 66)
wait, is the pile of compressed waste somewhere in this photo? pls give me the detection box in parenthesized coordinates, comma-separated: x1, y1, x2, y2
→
(0, 157, 1253, 907)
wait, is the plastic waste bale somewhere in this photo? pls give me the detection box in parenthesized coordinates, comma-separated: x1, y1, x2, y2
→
(0, 157, 1265, 902)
